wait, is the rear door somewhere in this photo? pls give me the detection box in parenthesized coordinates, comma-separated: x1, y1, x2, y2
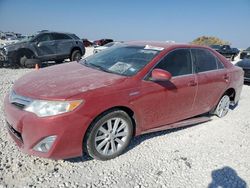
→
(191, 48, 229, 114)
(137, 48, 198, 130)
(52, 33, 73, 57)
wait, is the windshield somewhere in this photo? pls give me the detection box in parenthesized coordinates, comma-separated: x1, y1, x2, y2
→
(81, 45, 161, 76)
(104, 42, 117, 47)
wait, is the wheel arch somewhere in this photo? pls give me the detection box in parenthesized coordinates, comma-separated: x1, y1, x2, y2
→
(14, 48, 36, 62)
(224, 87, 236, 102)
(82, 105, 137, 153)
(70, 46, 83, 56)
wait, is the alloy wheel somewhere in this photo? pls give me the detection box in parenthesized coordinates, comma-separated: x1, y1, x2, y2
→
(215, 95, 230, 118)
(94, 118, 129, 156)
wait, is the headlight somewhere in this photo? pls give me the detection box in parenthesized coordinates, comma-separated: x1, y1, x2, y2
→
(1, 47, 8, 55)
(3, 47, 8, 54)
(24, 100, 83, 117)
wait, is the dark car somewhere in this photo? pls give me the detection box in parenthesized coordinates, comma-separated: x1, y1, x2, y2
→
(240, 47, 250, 59)
(4, 42, 243, 160)
(236, 58, 250, 82)
(93, 39, 113, 46)
(210, 45, 239, 60)
(82, 38, 93, 47)
(0, 31, 85, 68)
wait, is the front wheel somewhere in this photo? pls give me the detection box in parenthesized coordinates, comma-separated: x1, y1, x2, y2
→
(214, 95, 230, 118)
(84, 110, 133, 160)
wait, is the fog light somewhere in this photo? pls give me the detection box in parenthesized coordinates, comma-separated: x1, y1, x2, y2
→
(33, 136, 57, 153)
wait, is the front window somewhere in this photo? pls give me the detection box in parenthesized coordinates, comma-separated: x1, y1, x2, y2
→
(80, 45, 161, 76)
(33, 34, 52, 42)
(155, 49, 193, 77)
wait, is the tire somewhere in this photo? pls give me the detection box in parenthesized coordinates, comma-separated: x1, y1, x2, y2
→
(70, 50, 82, 62)
(17, 51, 35, 67)
(0, 61, 3, 68)
(20, 56, 27, 67)
(213, 95, 230, 118)
(24, 59, 42, 68)
(84, 110, 133, 160)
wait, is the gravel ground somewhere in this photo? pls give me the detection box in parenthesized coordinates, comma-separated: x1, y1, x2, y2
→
(0, 48, 250, 187)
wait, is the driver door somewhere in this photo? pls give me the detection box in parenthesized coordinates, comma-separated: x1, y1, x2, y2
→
(134, 48, 198, 131)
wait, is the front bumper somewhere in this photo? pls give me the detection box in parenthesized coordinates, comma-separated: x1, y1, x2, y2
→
(4, 95, 92, 159)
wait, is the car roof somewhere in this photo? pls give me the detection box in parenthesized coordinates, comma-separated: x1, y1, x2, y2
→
(125, 41, 210, 50)
(37, 31, 75, 35)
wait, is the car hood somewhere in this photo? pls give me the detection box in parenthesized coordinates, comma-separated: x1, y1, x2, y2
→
(3, 41, 28, 51)
(236, 59, 250, 69)
(95, 46, 107, 50)
(13, 62, 127, 100)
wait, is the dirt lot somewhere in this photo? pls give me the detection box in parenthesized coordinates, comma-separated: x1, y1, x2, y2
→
(0, 48, 249, 187)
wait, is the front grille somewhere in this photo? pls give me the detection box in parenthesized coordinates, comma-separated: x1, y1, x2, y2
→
(243, 69, 250, 78)
(6, 121, 23, 142)
(9, 90, 32, 110)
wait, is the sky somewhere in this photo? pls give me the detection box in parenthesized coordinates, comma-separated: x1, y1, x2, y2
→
(0, 0, 250, 48)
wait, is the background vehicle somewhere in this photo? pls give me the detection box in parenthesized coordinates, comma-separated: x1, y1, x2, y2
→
(93, 41, 122, 53)
(82, 38, 93, 47)
(4, 42, 243, 160)
(236, 58, 250, 82)
(240, 46, 250, 59)
(210, 45, 239, 60)
(93, 39, 113, 46)
(0, 31, 85, 68)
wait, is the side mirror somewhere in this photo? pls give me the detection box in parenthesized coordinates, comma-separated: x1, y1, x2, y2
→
(151, 69, 172, 81)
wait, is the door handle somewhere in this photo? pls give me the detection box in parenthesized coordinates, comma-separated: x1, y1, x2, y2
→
(188, 80, 197, 87)
(223, 74, 229, 81)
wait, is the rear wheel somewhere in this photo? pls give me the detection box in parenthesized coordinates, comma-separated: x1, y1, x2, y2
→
(214, 95, 230, 118)
(84, 110, 133, 160)
(70, 50, 82, 62)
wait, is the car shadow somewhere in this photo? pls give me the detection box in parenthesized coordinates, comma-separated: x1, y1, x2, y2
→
(229, 102, 238, 110)
(65, 121, 204, 163)
(208, 166, 247, 188)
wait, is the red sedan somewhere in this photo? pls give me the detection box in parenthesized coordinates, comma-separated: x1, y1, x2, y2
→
(4, 42, 244, 160)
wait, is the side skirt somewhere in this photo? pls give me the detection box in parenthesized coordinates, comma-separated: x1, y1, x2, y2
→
(141, 116, 211, 135)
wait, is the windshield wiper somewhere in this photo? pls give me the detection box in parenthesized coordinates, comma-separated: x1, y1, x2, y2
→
(82, 60, 113, 73)
(81, 60, 127, 76)
(89, 63, 114, 73)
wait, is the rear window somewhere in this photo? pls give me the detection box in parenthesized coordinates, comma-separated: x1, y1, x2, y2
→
(68, 34, 80, 40)
(192, 49, 218, 72)
(53, 33, 71, 40)
(216, 58, 225, 69)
